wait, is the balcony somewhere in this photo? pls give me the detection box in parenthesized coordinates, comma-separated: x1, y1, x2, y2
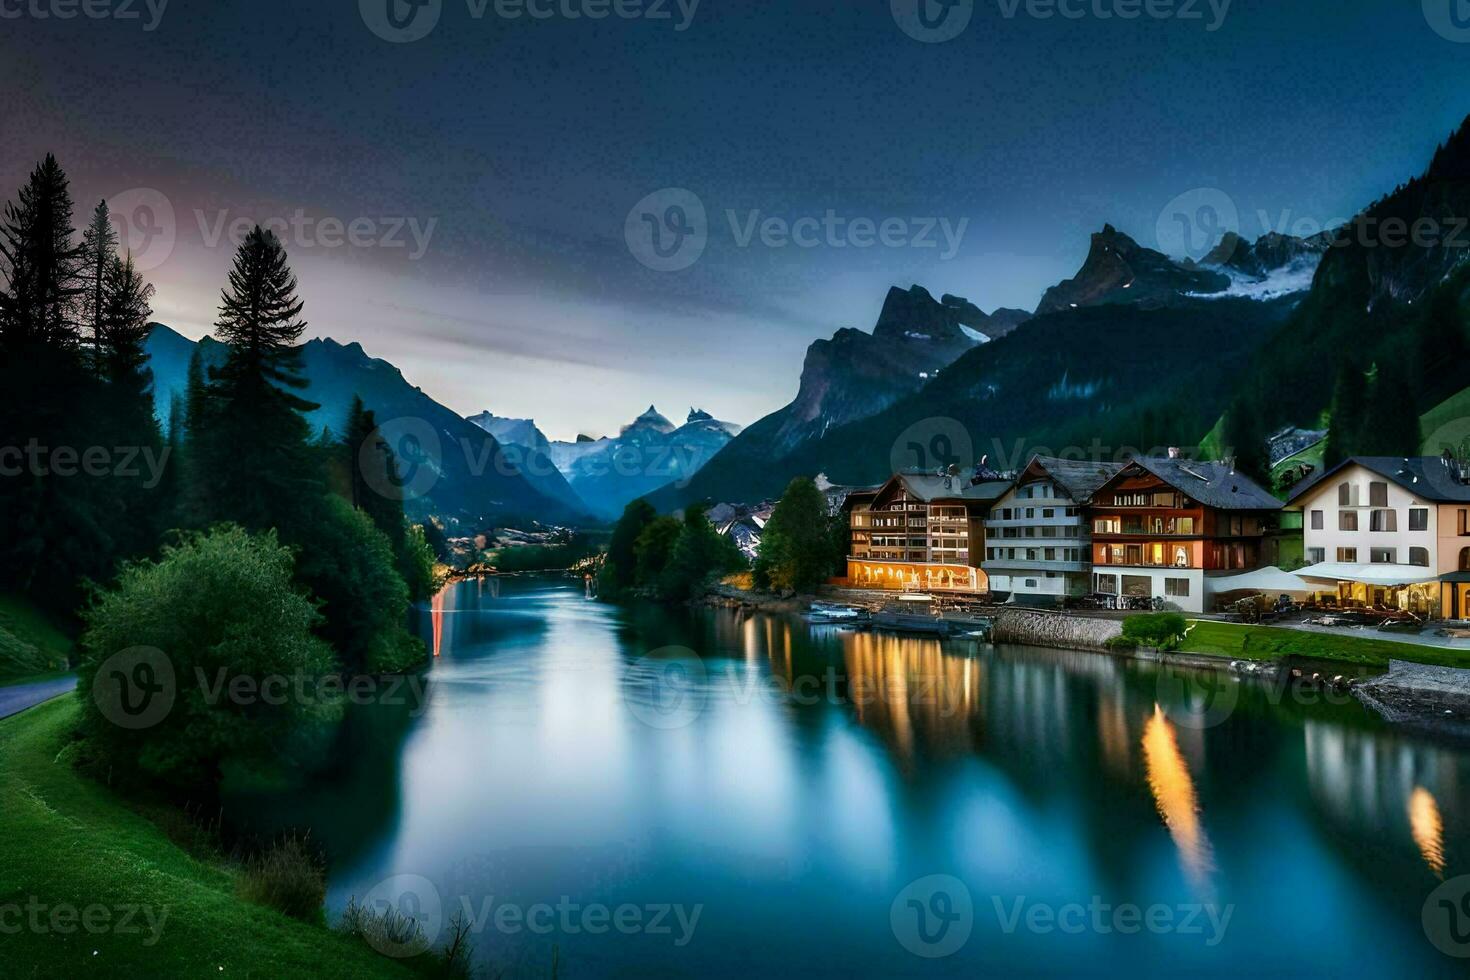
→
(984, 558, 1091, 573)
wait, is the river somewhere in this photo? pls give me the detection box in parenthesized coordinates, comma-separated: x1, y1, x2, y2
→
(231, 576, 1470, 976)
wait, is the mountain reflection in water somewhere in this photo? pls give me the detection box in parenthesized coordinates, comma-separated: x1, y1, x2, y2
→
(227, 579, 1470, 978)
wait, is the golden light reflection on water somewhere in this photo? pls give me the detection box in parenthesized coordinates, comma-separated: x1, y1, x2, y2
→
(431, 582, 451, 657)
(1409, 786, 1446, 878)
(836, 631, 985, 768)
(1143, 705, 1215, 892)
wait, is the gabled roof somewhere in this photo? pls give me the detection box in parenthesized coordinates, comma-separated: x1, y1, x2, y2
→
(1017, 455, 1125, 503)
(872, 471, 1010, 506)
(1287, 456, 1470, 504)
(1099, 457, 1282, 511)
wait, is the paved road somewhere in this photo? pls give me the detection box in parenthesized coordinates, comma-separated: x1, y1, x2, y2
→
(0, 675, 77, 720)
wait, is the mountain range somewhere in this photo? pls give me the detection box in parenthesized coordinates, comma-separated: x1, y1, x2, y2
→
(142, 114, 1470, 528)
(144, 326, 588, 530)
(653, 116, 1470, 510)
(468, 405, 741, 519)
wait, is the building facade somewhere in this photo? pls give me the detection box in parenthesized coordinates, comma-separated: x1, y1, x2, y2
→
(845, 471, 1009, 593)
(1088, 457, 1282, 613)
(1288, 456, 1470, 619)
(983, 456, 1123, 602)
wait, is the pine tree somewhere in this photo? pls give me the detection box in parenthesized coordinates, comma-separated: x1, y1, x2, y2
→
(79, 199, 118, 373)
(600, 499, 657, 597)
(754, 477, 834, 593)
(1358, 360, 1422, 457)
(1323, 361, 1366, 468)
(0, 155, 111, 607)
(1221, 394, 1269, 487)
(0, 154, 82, 352)
(194, 227, 319, 533)
(96, 252, 165, 560)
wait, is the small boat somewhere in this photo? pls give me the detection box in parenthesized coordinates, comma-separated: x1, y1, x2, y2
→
(806, 602, 868, 624)
(873, 594, 953, 635)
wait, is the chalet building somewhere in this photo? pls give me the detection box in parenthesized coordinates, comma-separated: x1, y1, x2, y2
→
(1088, 457, 1282, 613)
(1287, 455, 1470, 620)
(982, 456, 1123, 603)
(845, 470, 1010, 593)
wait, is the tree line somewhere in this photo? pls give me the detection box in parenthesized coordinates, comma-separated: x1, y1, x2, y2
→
(599, 477, 848, 602)
(0, 154, 437, 792)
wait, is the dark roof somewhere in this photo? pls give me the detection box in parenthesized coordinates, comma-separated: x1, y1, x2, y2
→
(1287, 456, 1470, 504)
(1107, 457, 1282, 511)
(882, 471, 1010, 504)
(1020, 455, 1125, 503)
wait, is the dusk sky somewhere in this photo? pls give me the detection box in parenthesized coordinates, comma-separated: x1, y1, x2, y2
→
(3, 0, 1466, 440)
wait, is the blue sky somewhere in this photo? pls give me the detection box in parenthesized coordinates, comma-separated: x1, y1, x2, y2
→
(2, 0, 1467, 439)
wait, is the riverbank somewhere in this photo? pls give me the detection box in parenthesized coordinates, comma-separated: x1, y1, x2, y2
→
(701, 582, 1470, 733)
(0, 697, 420, 978)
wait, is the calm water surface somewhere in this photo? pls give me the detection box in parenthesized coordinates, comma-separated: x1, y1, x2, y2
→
(235, 577, 1470, 977)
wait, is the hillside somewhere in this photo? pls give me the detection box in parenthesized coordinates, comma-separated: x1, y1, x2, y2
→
(145, 327, 588, 529)
(657, 296, 1295, 505)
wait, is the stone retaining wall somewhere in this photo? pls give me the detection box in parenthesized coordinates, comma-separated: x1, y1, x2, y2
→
(990, 608, 1123, 652)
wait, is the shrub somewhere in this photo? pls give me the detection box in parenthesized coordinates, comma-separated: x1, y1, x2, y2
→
(1120, 612, 1189, 650)
(339, 898, 475, 978)
(238, 836, 326, 924)
(77, 525, 341, 791)
(291, 495, 425, 675)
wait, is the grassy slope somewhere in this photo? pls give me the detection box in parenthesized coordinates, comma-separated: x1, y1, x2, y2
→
(1419, 384, 1470, 453)
(0, 698, 415, 980)
(1181, 620, 1469, 668)
(0, 593, 76, 682)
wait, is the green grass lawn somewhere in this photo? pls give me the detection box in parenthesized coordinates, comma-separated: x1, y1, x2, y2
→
(0, 697, 418, 979)
(0, 592, 77, 681)
(1181, 619, 1470, 668)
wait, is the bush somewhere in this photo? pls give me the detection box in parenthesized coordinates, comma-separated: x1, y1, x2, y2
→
(291, 495, 425, 675)
(1120, 611, 1189, 650)
(77, 525, 341, 791)
(238, 836, 326, 924)
(339, 898, 475, 978)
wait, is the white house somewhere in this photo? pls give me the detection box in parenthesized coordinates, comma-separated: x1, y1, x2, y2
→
(1288, 455, 1470, 619)
(983, 456, 1123, 603)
